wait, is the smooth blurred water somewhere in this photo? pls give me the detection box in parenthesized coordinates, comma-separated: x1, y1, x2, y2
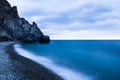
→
(16, 40, 120, 80)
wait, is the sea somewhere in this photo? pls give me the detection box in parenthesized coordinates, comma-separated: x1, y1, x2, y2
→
(14, 40, 120, 80)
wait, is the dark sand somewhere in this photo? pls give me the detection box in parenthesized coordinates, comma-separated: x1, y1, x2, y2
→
(0, 42, 63, 80)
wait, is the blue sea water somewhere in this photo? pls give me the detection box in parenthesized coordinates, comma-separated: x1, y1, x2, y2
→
(15, 40, 120, 80)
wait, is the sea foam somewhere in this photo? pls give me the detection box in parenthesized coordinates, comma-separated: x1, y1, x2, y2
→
(14, 44, 92, 80)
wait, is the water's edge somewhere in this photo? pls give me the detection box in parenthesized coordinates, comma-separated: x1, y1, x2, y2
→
(14, 44, 92, 80)
(0, 42, 62, 79)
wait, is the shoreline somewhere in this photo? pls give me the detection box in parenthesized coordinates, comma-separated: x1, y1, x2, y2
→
(0, 42, 63, 80)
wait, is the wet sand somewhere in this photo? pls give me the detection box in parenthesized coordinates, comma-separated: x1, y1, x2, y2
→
(0, 42, 63, 80)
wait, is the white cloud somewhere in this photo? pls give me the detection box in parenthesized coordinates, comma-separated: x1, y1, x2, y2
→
(43, 29, 120, 40)
(29, 14, 61, 22)
(7, 0, 120, 39)
(8, 0, 89, 13)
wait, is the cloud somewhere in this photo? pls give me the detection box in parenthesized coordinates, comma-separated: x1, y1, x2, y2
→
(43, 29, 120, 40)
(7, 0, 120, 39)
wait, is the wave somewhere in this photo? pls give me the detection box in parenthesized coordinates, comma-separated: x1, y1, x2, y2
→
(14, 44, 92, 80)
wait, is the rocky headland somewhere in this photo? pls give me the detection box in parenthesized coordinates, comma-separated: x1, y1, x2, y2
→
(0, 0, 50, 43)
(0, 0, 63, 80)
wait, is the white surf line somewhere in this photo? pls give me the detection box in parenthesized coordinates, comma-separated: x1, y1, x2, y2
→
(14, 44, 92, 80)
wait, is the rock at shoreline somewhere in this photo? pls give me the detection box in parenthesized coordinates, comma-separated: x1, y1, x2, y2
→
(0, 0, 50, 43)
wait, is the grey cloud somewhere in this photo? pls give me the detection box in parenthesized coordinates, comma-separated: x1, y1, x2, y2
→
(8, 0, 120, 39)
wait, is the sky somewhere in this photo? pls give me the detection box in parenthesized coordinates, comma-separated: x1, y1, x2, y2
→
(8, 0, 120, 39)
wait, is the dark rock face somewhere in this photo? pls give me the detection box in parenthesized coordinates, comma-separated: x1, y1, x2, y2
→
(39, 35, 50, 43)
(0, 0, 50, 43)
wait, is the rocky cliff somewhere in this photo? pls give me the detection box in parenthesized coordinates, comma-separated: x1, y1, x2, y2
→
(0, 0, 50, 43)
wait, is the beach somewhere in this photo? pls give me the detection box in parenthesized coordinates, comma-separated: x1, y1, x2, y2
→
(0, 42, 63, 80)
